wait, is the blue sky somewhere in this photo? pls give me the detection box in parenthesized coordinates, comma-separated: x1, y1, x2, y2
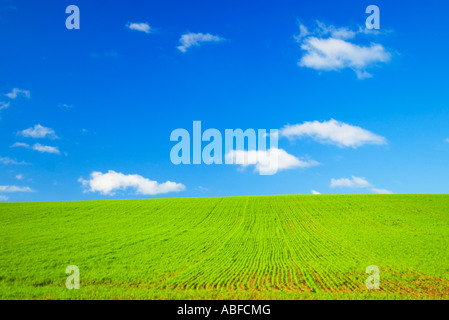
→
(1, 0, 448, 202)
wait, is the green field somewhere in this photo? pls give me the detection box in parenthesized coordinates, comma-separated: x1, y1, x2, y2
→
(1, 195, 449, 300)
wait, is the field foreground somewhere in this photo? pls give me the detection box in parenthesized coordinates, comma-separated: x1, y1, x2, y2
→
(1, 195, 449, 299)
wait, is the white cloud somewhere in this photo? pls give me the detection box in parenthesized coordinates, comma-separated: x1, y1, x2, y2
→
(311, 190, 321, 194)
(177, 32, 224, 53)
(18, 124, 58, 139)
(296, 21, 391, 79)
(11, 142, 60, 154)
(225, 147, 319, 175)
(0, 195, 7, 201)
(299, 37, 390, 79)
(5, 88, 30, 99)
(32, 143, 60, 154)
(126, 22, 151, 34)
(330, 176, 392, 194)
(0, 185, 33, 192)
(445, 138, 449, 143)
(371, 188, 393, 194)
(0, 101, 10, 110)
(11, 142, 30, 148)
(0, 156, 27, 165)
(79, 170, 186, 196)
(15, 174, 24, 180)
(279, 119, 386, 148)
(330, 176, 372, 188)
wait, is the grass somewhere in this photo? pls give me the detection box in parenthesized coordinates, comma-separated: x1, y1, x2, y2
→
(1, 194, 449, 299)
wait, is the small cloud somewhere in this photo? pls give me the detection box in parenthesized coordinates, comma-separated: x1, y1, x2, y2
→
(279, 119, 386, 148)
(11, 142, 30, 148)
(126, 22, 151, 34)
(330, 176, 392, 194)
(445, 138, 449, 143)
(0, 185, 33, 192)
(18, 124, 58, 139)
(177, 32, 225, 53)
(355, 70, 373, 80)
(298, 37, 390, 79)
(0, 101, 10, 110)
(331, 176, 372, 188)
(32, 143, 60, 154)
(0, 101, 10, 119)
(5, 88, 30, 99)
(0, 195, 8, 201)
(371, 188, 393, 194)
(11, 142, 60, 155)
(311, 190, 321, 194)
(225, 147, 319, 175)
(15, 174, 24, 180)
(295, 21, 392, 79)
(79, 170, 186, 196)
(58, 103, 73, 109)
(195, 186, 209, 193)
(0, 156, 27, 165)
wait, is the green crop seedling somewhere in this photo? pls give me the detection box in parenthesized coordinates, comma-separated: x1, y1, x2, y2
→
(1, 195, 448, 300)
